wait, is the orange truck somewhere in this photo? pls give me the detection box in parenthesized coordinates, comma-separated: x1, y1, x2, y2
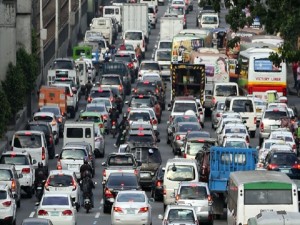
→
(38, 86, 67, 115)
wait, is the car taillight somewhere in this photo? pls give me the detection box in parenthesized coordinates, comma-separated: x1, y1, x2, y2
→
(254, 117, 257, 124)
(11, 179, 16, 191)
(128, 107, 131, 112)
(134, 169, 138, 175)
(138, 207, 149, 213)
(72, 179, 77, 191)
(57, 160, 62, 170)
(103, 115, 108, 121)
(102, 169, 106, 177)
(99, 123, 104, 128)
(62, 210, 73, 216)
(156, 88, 159, 94)
(104, 188, 114, 198)
(2, 200, 11, 207)
(156, 180, 162, 187)
(22, 168, 30, 174)
(113, 207, 123, 213)
(151, 119, 158, 125)
(248, 86, 253, 94)
(176, 135, 181, 140)
(87, 96, 92, 103)
(42, 147, 45, 160)
(175, 194, 180, 201)
(128, 62, 134, 69)
(38, 210, 48, 216)
(293, 164, 300, 169)
(216, 113, 221, 117)
(260, 122, 264, 132)
(267, 163, 278, 170)
(292, 144, 297, 150)
(183, 153, 187, 158)
(112, 121, 116, 125)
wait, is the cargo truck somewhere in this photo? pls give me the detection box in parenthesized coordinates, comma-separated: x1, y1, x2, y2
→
(160, 17, 184, 40)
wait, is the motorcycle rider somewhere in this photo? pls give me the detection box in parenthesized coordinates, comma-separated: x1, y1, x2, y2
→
(85, 77, 93, 99)
(80, 157, 93, 180)
(103, 48, 111, 62)
(110, 106, 119, 122)
(114, 113, 128, 147)
(80, 170, 95, 208)
(34, 162, 47, 190)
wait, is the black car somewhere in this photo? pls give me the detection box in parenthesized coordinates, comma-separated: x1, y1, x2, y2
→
(25, 121, 55, 159)
(124, 143, 162, 189)
(113, 53, 136, 83)
(22, 218, 53, 225)
(102, 172, 140, 213)
(151, 165, 165, 201)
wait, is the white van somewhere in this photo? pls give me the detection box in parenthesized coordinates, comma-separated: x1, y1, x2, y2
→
(200, 13, 219, 29)
(247, 211, 300, 225)
(140, 0, 158, 11)
(63, 122, 95, 153)
(103, 6, 122, 32)
(224, 96, 257, 138)
(212, 82, 239, 106)
(163, 158, 199, 208)
(90, 17, 114, 45)
(123, 30, 147, 58)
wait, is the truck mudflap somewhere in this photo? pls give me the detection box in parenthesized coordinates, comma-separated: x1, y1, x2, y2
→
(171, 63, 206, 105)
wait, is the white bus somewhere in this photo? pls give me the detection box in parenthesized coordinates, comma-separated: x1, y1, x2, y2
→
(227, 171, 299, 225)
(237, 47, 287, 100)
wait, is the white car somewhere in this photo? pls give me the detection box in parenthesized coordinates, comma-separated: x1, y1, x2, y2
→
(0, 184, 17, 225)
(0, 151, 36, 198)
(141, 72, 161, 82)
(223, 137, 249, 148)
(269, 130, 297, 153)
(217, 123, 249, 146)
(138, 60, 162, 80)
(215, 117, 243, 135)
(44, 170, 80, 209)
(257, 138, 285, 162)
(91, 97, 113, 112)
(153, 49, 171, 79)
(81, 58, 96, 81)
(33, 112, 60, 145)
(128, 108, 158, 131)
(111, 190, 153, 225)
(171, 0, 186, 13)
(36, 193, 77, 225)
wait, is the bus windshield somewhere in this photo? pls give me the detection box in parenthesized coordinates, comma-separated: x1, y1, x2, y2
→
(244, 189, 292, 204)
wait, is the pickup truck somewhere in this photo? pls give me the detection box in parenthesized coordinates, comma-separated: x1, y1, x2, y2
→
(101, 153, 141, 184)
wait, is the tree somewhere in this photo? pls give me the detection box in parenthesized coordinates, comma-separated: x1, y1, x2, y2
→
(1, 63, 26, 117)
(0, 87, 11, 137)
(224, 0, 300, 62)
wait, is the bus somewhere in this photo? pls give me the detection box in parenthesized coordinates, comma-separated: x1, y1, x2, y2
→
(227, 171, 299, 225)
(237, 47, 287, 99)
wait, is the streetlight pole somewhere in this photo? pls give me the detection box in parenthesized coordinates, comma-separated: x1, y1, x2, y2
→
(55, 0, 59, 58)
(40, 0, 44, 85)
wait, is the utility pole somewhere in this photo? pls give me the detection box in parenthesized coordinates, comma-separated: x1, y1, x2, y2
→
(40, 1, 45, 85)
(55, 0, 59, 58)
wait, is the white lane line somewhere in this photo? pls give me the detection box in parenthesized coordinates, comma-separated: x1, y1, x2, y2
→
(93, 221, 97, 224)
(29, 211, 35, 218)
(95, 212, 101, 218)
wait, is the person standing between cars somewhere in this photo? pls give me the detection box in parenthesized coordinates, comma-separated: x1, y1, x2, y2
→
(114, 113, 128, 147)
(80, 170, 95, 207)
(135, 44, 142, 64)
(35, 162, 47, 190)
(292, 61, 298, 88)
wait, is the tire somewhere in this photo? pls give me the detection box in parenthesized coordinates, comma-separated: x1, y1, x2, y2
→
(27, 187, 32, 198)
(17, 199, 20, 208)
(103, 204, 110, 214)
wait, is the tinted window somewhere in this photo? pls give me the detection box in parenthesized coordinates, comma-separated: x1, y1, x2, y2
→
(148, 7, 155, 13)
(231, 100, 254, 112)
(225, 141, 247, 148)
(186, 132, 211, 138)
(27, 124, 50, 136)
(156, 51, 171, 61)
(133, 148, 162, 163)
(159, 41, 172, 49)
(136, 82, 157, 93)
(108, 155, 134, 166)
(140, 63, 160, 70)
(244, 190, 292, 204)
(91, 99, 111, 107)
(61, 149, 87, 159)
(80, 116, 101, 123)
(42, 196, 69, 206)
(173, 102, 197, 113)
(33, 116, 53, 122)
(66, 128, 83, 138)
(86, 105, 106, 113)
(13, 134, 42, 148)
(0, 155, 29, 165)
(90, 90, 111, 98)
(107, 175, 138, 186)
(129, 112, 151, 121)
(179, 186, 208, 199)
(270, 153, 298, 165)
(215, 85, 237, 97)
(0, 169, 12, 181)
(117, 193, 145, 202)
(114, 55, 132, 63)
(125, 32, 142, 40)
(0, 190, 7, 200)
(264, 111, 287, 120)
(48, 174, 73, 187)
(166, 165, 195, 181)
(178, 124, 201, 132)
(174, 116, 198, 123)
(128, 135, 154, 143)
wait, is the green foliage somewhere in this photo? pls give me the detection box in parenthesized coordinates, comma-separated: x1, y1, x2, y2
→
(199, 0, 220, 12)
(1, 63, 26, 117)
(0, 87, 11, 137)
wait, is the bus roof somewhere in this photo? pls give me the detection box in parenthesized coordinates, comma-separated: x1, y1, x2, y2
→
(230, 171, 293, 185)
(239, 47, 276, 57)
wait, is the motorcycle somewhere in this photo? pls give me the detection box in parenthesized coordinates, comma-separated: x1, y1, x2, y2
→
(35, 180, 45, 202)
(83, 192, 93, 213)
(111, 120, 118, 138)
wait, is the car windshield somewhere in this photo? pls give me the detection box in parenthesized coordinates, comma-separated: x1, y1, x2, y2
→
(136, 83, 156, 93)
(0, 169, 12, 181)
(0, 155, 29, 165)
(108, 155, 134, 166)
(174, 116, 198, 123)
(232, 100, 254, 113)
(42, 196, 69, 206)
(61, 149, 87, 159)
(40, 107, 60, 116)
(179, 186, 208, 200)
(101, 77, 120, 85)
(52, 60, 73, 70)
(187, 132, 211, 138)
(225, 141, 247, 148)
(90, 90, 110, 98)
(169, 7, 184, 15)
(225, 127, 247, 134)
(156, 51, 171, 61)
(125, 32, 142, 40)
(264, 111, 287, 120)
(0, 191, 7, 200)
(33, 116, 53, 123)
(13, 134, 42, 148)
(107, 175, 138, 186)
(117, 193, 145, 202)
(91, 99, 111, 107)
(270, 153, 298, 165)
(173, 102, 197, 113)
(86, 105, 106, 113)
(114, 55, 131, 63)
(27, 125, 50, 135)
(80, 116, 101, 123)
(128, 135, 154, 143)
(168, 209, 195, 222)
(159, 42, 172, 49)
(133, 148, 162, 163)
(166, 165, 195, 181)
(131, 97, 152, 107)
(142, 75, 160, 82)
(178, 124, 201, 132)
(202, 16, 218, 24)
(140, 63, 160, 71)
(129, 112, 151, 121)
(48, 175, 73, 187)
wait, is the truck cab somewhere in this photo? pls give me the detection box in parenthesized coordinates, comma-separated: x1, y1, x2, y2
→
(103, 6, 122, 32)
(90, 17, 115, 45)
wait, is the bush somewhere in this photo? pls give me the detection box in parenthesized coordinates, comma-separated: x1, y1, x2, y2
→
(0, 88, 11, 137)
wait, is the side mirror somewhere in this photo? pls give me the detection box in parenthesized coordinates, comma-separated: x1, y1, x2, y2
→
(101, 162, 106, 166)
(125, 101, 129, 104)
(158, 214, 163, 220)
(18, 174, 23, 178)
(32, 159, 37, 164)
(55, 154, 59, 158)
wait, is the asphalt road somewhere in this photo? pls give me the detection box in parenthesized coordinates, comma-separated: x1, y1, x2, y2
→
(15, 1, 300, 225)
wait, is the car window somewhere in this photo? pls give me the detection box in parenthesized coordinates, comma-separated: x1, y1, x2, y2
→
(117, 193, 145, 202)
(91, 99, 111, 107)
(33, 116, 53, 122)
(231, 100, 254, 112)
(80, 116, 101, 123)
(114, 55, 132, 63)
(40, 107, 60, 116)
(128, 134, 154, 143)
(174, 116, 198, 123)
(42, 196, 69, 206)
(225, 141, 247, 148)
(48, 175, 73, 187)
(140, 63, 160, 70)
(159, 42, 172, 49)
(108, 155, 134, 166)
(178, 124, 201, 132)
(225, 128, 247, 134)
(90, 90, 111, 98)
(131, 97, 152, 107)
(129, 112, 151, 121)
(156, 51, 171, 61)
(148, 7, 155, 13)
(179, 185, 208, 199)
(28, 125, 50, 136)
(133, 148, 162, 163)
(13, 134, 42, 148)
(66, 128, 83, 138)
(0, 190, 7, 200)
(86, 105, 106, 113)
(107, 175, 138, 186)
(0, 169, 13, 181)
(125, 32, 142, 40)
(270, 153, 298, 165)
(52, 61, 73, 70)
(61, 149, 87, 159)
(173, 102, 197, 113)
(101, 77, 120, 85)
(0, 155, 29, 165)
(264, 111, 287, 120)
(168, 209, 195, 221)
(187, 142, 209, 156)
(166, 165, 195, 181)
(136, 82, 157, 93)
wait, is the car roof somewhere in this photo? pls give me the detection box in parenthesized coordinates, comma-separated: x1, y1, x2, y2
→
(129, 130, 153, 135)
(22, 218, 51, 224)
(15, 130, 44, 135)
(49, 170, 75, 176)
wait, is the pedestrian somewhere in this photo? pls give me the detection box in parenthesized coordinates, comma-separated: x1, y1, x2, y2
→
(292, 61, 298, 88)
(297, 62, 300, 95)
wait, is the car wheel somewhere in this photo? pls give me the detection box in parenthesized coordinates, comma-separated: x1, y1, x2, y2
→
(103, 204, 110, 214)
(27, 188, 32, 198)
(17, 199, 20, 208)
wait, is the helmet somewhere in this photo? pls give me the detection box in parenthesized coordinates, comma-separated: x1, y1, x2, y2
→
(184, 110, 196, 116)
(83, 170, 92, 178)
(38, 162, 43, 168)
(83, 157, 89, 164)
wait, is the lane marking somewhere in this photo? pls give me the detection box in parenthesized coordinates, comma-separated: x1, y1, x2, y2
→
(93, 221, 97, 224)
(95, 212, 101, 218)
(100, 199, 104, 204)
(29, 211, 35, 218)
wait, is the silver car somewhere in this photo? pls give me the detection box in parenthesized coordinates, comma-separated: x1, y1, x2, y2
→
(211, 101, 225, 129)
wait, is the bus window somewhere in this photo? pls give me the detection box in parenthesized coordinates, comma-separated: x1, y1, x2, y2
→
(244, 189, 292, 204)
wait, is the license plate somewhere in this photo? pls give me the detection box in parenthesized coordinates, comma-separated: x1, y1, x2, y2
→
(281, 169, 290, 173)
(126, 209, 135, 214)
(68, 164, 78, 169)
(37, 187, 43, 190)
(51, 211, 59, 216)
(140, 173, 151, 178)
(270, 125, 280, 130)
(55, 187, 65, 191)
(112, 125, 116, 129)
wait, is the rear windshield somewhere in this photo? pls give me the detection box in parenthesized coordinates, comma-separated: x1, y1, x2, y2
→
(108, 155, 134, 166)
(47, 174, 73, 187)
(33, 116, 53, 122)
(27, 124, 50, 136)
(90, 90, 111, 98)
(215, 85, 237, 97)
(136, 82, 156, 93)
(114, 55, 132, 63)
(52, 60, 73, 70)
(173, 102, 197, 113)
(107, 175, 138, 186)
(225, 127, 247, 134)
(61, 149, 87, 159)
(0, 169, 12, 181)
(166, 165, 195, 181)
(13, 134, 42, 148)
(187, 142, 210, 156)
(0, 155, 29, 165)
(132, 148, 162, 163)
(129, 112, 151, 121)
(125, 32, 142, 40)
(201, 15, 218, 24)
(140, 63, 160, 71)
(128, 135, 154, 143)
(86, 105, 106, 113)
(42, 196, 69, 206)
(0, 191, 7, 200)
(91, 99, 111, 107)
(169, 6, 184, 15)
(270, 153, 298, 165)
(117, 193, 145, 202)
(178, 124, 201, 132)
(156, 51, 171, 61)
(80, 116, 101, 123)
(167, 209, 195, 221)
(131, 97, 152, 107)
(264, 111, 287, 120)
(231, 100, 254, 113)
(224, 141, 247, 148)
(40, 107, 60, 116)
(159, 42, 172, 49)
(174, 116, 198, 123)
(179, 186, 208, 200)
